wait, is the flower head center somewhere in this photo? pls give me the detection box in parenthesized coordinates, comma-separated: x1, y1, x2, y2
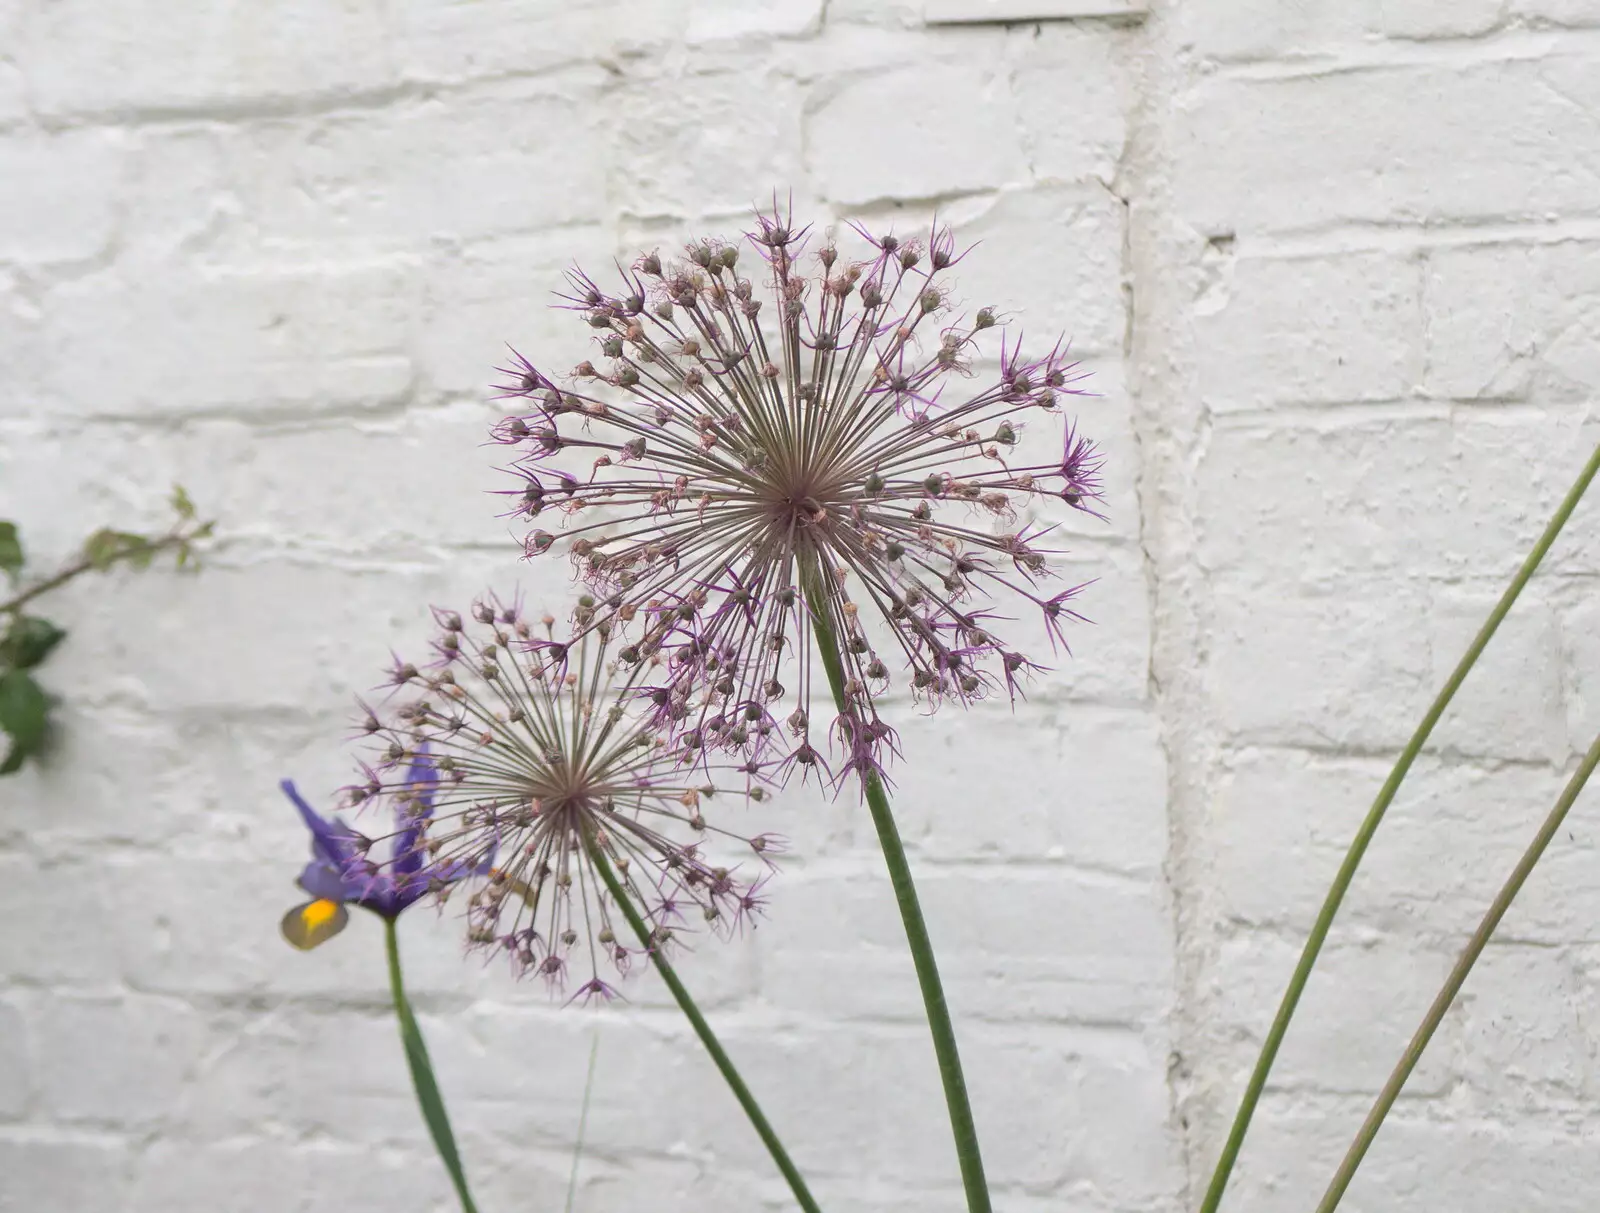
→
(524, 754, 606, 823)
(791, 494, 827, 524)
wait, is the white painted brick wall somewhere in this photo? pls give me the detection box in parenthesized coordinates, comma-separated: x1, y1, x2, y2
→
(0, 2, 1596, 1211)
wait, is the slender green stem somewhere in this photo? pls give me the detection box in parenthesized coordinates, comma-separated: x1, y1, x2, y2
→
(383, 917, 481, 1213)
(564, 1029, 601, 1213)
(1315, 730, 1600, 1211)
(585, 837, 824, 1213)
(806, 595, 992, 1213)
(1198, 439, 1600, 1213)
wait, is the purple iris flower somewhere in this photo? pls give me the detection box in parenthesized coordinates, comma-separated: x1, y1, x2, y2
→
(282, 750, 487, 926)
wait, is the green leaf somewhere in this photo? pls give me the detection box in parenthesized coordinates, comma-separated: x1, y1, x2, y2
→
(82, 528, 153, 572)
(170, 484, 196, 520)
(1, 616, 67, 670)
(0, 521, 22, 580)
(0, 668, 49, 775)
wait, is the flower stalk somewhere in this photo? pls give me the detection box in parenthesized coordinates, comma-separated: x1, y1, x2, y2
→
(1314, 729, 1600, 1211)
(585, 834, 823, 1213)
(1198, 439, 1600, 1213)
(806, 565, 991, 1213)
(384, 917, 481, 1213)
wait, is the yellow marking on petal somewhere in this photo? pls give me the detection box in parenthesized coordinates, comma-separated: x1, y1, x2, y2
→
(303, 898, 341, 929)
(281, 899, 349, 951)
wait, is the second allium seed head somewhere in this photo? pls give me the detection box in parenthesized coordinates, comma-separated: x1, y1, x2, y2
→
(494, 206, 1105, 787)
(349, 596, 777, 999)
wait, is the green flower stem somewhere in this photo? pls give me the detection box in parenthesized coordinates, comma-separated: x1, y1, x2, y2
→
(1316, 729, 1600, 1212)
(383, 917, 481, 1213)
(1198, 439, 1600, 1213)
(564, 1029, 600, 1213)
(806, 596, 992, 1213)
(585, 837, 824, 1213)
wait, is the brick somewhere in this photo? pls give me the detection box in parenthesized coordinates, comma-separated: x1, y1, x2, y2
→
(178, 1002, 437, 1140)
(960, 354, 1140, 543)
(425, 1010, 994, 1198)
(609, 68, 806, 220)
(1202, 750, 1576, 937)
(947, 185, 1127, 356)
(419, 226, 615, 399)
(433, 1007, 797, 1170)
(891, 705, 1168, 874)
(114, 126, 242, 268)
(100, 843, 402, 1001)
(1495, 812, 1600, 948)
(1205, 580, 1437, 749)
(1172, 0, 1505, 61)
(1011, 27, 1129, 187)
(808, 62, 1029, 206)
(1077, 366, 1146, 543)
(0, 856, 126, 987)
(1173, 58, 1600, 233)
(0, 3, 24, 125)
(967, 1025, 1183, 1202)
(205, 408, 508, 546)
(0, 277, 43, 417)
(1200, 547, 1566, 765)
(1196, 414, 1588, 588)
(1522, 0, 1600, 22)
(0, 1134, 131, 1211)
(24, 0, 393, 116)
(742, 753, 865, 858)
(0, 411, 514, 556)
(227, 82, 609, 253)
(128, 1138, 312, 1213)
(1193, 250, 1423, 412)
(0, 998, 26, 1118)
(0, 131, 124, 264)
(1457, 944, 1592, 1105)
(758, 864, 1172, 1025)
(0, 704, 212, 851)
(612, 1018, 1179, 1198)
(1229, 1110, 1600, 1213)
(822, 0, 924, 23)
(1423, 238, 1600, 402)
(1015, 542, 1152, 706)
(926, 0, 1146, 20)
(29, 992, 209, 1125)
(390, 0, 677, 83)
(1206, 934, 1461, 1098)
(38, 555, 568, 715)
(1425, 585, 1568, 763)
(1566, 591, 1600, 751)
(688, 0, 825, 42)
(560, 1157, 790, 1213)
(29, 259, 417, 419)
(1371, 0, 1508, 38)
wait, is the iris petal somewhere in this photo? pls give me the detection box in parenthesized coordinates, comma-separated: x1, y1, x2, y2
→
(392, 747, 437, 879)
(280, 899, 349, 950)
(281, 780, 359, 869)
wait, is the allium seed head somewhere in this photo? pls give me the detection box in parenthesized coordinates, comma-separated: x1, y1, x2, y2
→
(491, 204, 1105, 788)
(343, 593, 778, 1000)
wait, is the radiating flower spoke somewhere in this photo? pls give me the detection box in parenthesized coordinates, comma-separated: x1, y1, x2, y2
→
(492, 207, 1105, 787)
